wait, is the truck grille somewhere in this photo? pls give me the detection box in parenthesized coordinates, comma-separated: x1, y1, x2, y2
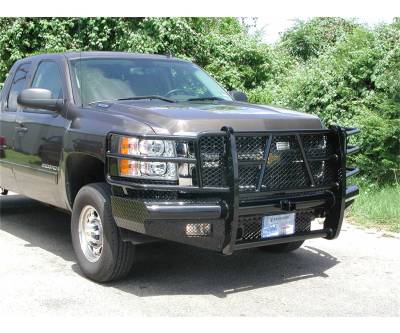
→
(198, 133, 337, 192)
(199, 136, 227, 187)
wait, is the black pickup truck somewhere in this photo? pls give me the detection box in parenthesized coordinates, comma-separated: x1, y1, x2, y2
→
(0, 52, 360, 282)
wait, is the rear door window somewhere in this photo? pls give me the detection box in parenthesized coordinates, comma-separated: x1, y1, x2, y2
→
(7, 63, 31, 111)
(31, 61, 64, 99)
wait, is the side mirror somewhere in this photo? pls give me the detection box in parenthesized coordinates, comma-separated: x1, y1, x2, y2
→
(17, 88, 64, 112)
(230, 90, 248, 102)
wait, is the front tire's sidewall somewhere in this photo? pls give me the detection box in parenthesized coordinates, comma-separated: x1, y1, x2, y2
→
(71, 184, 124, 282)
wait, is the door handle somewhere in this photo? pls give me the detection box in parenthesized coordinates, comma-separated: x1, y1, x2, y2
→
(15, 126, 28, 133)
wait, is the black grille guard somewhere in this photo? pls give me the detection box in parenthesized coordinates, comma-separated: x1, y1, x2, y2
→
(106, 125, 360, 254)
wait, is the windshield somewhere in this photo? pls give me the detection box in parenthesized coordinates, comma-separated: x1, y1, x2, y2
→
(70, 58, 233, 105)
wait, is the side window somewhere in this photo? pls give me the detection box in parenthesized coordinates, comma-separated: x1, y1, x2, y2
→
(31, 61, 63, 99)
(7, 63, 31, 111)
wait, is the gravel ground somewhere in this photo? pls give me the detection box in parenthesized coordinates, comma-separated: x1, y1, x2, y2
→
(0, 193, 399, 316)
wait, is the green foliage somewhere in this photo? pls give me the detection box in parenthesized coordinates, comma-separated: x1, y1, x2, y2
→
(0, 17, 398, 185)
(279, 17, 359, 61)
(349, 184, 400, 232)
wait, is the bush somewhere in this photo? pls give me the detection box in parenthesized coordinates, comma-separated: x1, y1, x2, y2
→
(279, 17, 360, 61)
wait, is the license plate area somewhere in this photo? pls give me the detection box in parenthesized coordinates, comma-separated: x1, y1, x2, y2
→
(261, 213, 295, 238)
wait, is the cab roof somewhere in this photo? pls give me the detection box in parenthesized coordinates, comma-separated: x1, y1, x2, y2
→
(20, 51, 185, 62)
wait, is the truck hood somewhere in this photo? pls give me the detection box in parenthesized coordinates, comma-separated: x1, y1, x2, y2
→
(94, 100, 323, 134)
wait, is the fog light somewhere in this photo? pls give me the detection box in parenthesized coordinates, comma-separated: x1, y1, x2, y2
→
(185, 223, 212, 237)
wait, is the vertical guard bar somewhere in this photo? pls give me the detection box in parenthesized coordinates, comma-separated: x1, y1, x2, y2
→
(256, 135, 273, 191)
(221, 126, 239, 255)
(324, 125, 347, 239)
(194, 139, 203, 188)
(296, 134, 316, 187)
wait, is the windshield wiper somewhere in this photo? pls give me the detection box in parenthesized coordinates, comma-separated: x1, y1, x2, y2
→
(187, 97, 226, 102)
(117, 95, 175, 103)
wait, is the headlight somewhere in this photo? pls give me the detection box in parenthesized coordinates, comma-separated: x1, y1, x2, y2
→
(118, 137, 177, 180)
(139, 139, 164, 156)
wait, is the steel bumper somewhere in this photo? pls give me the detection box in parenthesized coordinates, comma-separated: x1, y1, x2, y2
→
(110, 187, 354, 252)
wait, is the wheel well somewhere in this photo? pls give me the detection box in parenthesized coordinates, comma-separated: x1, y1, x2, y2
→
(66, 154, 106, 207)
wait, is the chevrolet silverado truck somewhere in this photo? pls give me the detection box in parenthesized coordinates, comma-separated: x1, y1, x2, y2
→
(0, 52, 360, 282)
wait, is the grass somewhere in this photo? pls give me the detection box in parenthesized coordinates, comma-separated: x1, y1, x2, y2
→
(348, 184, 400, 233)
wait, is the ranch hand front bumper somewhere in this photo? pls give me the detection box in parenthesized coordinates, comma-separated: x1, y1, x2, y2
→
(107, 125, 360, 254)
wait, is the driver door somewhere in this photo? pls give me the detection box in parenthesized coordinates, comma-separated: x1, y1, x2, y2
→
(13, 60, 68, 205)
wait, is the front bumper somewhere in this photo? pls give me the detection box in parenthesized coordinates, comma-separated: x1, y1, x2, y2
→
(107, 125, 360, 254)
(110, 184, 359, 252)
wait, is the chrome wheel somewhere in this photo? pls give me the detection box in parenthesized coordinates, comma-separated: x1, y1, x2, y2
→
(78, 205, 103, 263)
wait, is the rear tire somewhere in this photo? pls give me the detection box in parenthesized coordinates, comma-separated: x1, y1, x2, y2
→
(71, 182, 135, 282)
(259, 240, 304, 253)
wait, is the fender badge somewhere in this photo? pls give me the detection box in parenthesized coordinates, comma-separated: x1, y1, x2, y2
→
(41, 163, 59, 171)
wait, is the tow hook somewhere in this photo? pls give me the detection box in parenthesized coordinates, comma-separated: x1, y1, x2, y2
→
(0, 188, 8, 195)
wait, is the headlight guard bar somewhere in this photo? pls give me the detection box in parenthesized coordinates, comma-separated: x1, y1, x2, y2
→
(106, 126, 359, 194)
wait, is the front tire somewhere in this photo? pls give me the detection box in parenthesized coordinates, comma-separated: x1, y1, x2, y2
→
(71, 183, 135, 282)
(259, 241, 304, 253)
